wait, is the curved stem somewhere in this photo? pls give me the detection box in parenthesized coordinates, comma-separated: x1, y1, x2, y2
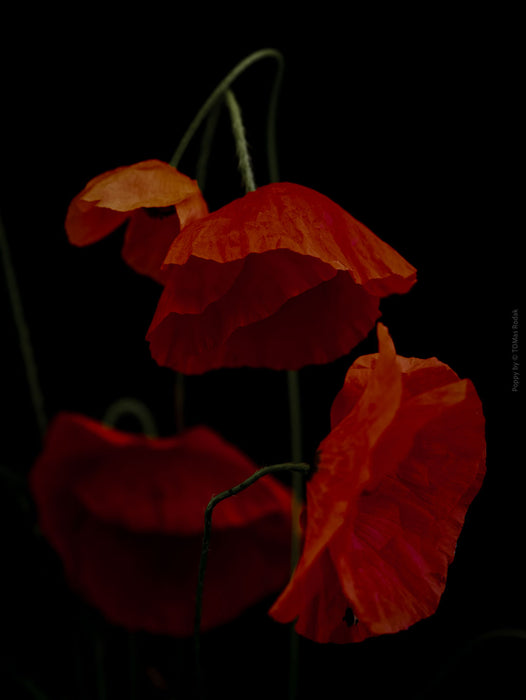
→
(194, 460, 311, 697)
(196, 101, 223, 192)
(225, 89, 256, 193)
(102, 397, 159, 437)
(12, 676, 49, 700)
(0, 211, 47, 440)
(170, 48, 284, 184)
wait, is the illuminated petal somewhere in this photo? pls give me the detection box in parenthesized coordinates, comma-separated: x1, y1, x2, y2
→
(149, 183, 416, 373)
(65, 160, 208, 282)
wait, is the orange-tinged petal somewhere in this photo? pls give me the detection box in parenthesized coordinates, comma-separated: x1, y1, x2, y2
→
(65, 198, 129, 246)
(164, 183, 417, 297)
(79, 160, 201, 212)
(151, 183, 416, 373)
(65, 160, 208, 272)
(121, 190, 210, 284)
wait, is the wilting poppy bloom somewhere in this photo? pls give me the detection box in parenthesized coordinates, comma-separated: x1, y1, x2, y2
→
(65, 159, 208, 283)
(146, 182, 417, 374)
(269, 323, 486, 643)
(30, 413, 292, 636)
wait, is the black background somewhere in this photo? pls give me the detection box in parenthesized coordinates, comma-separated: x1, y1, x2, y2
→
(0, 7, 523, 699)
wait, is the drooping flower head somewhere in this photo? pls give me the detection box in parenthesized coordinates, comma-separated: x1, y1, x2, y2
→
(30, 413, 292, 636)
(269, 323, 486, 643)
(146, 182, 417, 374)
(65, 160, 208, 283)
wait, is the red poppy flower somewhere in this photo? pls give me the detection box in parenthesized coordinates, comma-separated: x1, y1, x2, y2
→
(146, 182, 417, 374)
(65, 160, 208, 284)
(29, 412, 292, 636)
(269, 323, 486, 643)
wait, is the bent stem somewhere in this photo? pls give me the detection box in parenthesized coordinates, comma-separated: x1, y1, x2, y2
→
(196, 102, 223, 192)
(194, 460, 311, 698)
(170, 48, 284, 183)
(102, 397, 159, 437)
(0, 212, 47, 440)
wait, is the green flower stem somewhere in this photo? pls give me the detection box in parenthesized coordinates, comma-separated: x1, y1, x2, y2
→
(12, 676, 50, 700)
(174, 101, 222, 436)
(170, 48, 284, 183)
(196, 101, 223, 192)
(95, 634, 107, 700)
(128, 631, 138, 700)
(287, 370, 303, 571)
(0, 211, 47, 440)
(102, 397, 159, 437)
(194, 460, 311, 698)
(225, 89, 256, 192)
(287, 369, 303, 700)
(170, 50, 285, 439)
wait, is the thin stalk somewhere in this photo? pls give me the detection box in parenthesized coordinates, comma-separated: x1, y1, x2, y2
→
(225, 89, 256, 192)
(196, 101, 223, 192)
(129, 632, 138, 700)
(12, 676, 50, 700)
(94, 635, 107, 700)
(170, 48, 284, 184)
(287, 369, 303, 700)
(194, 461, 311, 698)
(0, 212, 47, 440)
(287, 370, 303, 571)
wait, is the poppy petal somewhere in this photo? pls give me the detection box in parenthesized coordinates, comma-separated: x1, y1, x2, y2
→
(270, 324, 403, 629)
(65, 160, 206, 248)
(188, 272, 380, 372)
(121, 189, 211, 284)
(73, 424, 291, 534)
(29, 413, 293, 636)
(164, 183, 417, 296)
(65, 508, 291, 635)
(147, 251, 340, 371)
(269, 324, 486, 643)
(121, 208, 181, 283)
(151, 182, 416, 373)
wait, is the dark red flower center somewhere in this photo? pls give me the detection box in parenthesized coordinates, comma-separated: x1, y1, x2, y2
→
(342, 607, 359, 627)
(145, 205, 177, 219)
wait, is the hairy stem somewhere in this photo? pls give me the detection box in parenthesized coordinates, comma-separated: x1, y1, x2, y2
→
(170, 48, 284, 184)
(225, 89, 256, 192)
(194, 460, 311, 697)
